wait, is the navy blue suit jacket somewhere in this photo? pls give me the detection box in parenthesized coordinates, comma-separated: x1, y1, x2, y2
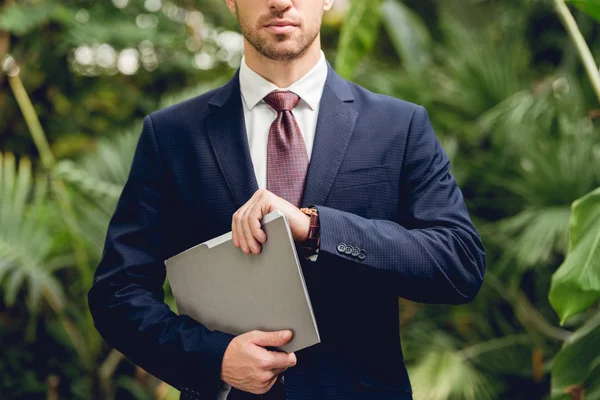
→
(88, 64, 485, 400)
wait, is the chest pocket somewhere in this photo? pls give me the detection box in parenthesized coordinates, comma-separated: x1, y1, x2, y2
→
(326, 164, 392, 219)
(331, 164, 390, 190)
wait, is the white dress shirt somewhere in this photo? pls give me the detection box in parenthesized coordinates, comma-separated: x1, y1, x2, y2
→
(217, 54, 327, 400)
(239, 51, 328, 189)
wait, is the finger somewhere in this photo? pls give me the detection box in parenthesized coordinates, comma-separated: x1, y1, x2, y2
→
(250, 374, 278, 395)
(258, 371, 276, 385)
(232, 210, 240, 248)
(260, 191, 282, 218)
(247, 204, 267, 247)
(263, 374, 278, 392)
(254, 347, 296, 370)
(267, 352, 296, 369)
(235, 206, 250, 254)
(271, 367, 287, 375)
(250, 190, 273, 246)
(239, 196, 261, 254)
(250, 210, 267, 244)
(238, 191, 263, 254)
(251, 330, 293, 348)
(242, 208, 262, 254)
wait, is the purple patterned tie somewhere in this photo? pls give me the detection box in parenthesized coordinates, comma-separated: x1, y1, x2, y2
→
(264, 91, 309, 207)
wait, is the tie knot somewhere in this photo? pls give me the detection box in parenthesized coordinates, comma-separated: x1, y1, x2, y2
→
(263, 90, 300, 112)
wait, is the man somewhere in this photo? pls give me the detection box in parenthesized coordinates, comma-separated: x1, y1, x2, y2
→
(88, 0, 486, 399)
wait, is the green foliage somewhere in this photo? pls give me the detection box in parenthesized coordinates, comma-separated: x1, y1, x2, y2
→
(551, 311, 600, 399)
(435, 12, 531, 119)
(404, 322, 497, 400)
(0, 0, 239, 156)
(380, 0, 432, 72)
(335, 0, 382, 79)
(0, 1, 74, 36)
(3, 0, 600, 398)
(478, 76, 592, 151)
(0, 152, 69, 315)
(549, 187, 600, 324)
(487, 134, 600, 270)
(62, 3, 187, 49)
(568, 0, 600, 23)
(55, 127, 140, 261)
(410, 350, 495, 400)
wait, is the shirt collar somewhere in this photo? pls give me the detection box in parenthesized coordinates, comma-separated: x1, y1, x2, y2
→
(239, 50, 328, 111)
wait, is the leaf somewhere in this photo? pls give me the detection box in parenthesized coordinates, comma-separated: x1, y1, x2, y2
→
(5, 268, 25, 306)
(549, 186, 600, 324)
(56, 128, 139, 261)
(551, 312, 600, 399)
(335, 0, 382, 79)
(492, 206, 571, 269)
(380, 0, 432, 72)
(409, 346, 496, 400)
(0, 1, 73, 36)
(0, 152, 66, 314)
(568, 0, 600, 24)
(435, 14, 530, 118)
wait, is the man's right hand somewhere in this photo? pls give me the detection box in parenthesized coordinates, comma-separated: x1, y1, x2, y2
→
(220, 330, 297, 394)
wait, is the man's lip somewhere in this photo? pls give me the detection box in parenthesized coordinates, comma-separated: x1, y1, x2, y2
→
(265, 24, 297, 34)
(264, 21, 298, 27)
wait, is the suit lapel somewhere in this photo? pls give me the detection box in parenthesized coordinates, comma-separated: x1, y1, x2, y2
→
(301, 64, 358, 207)
(204, 65, 357, 210)
(205, 71, 259, 209)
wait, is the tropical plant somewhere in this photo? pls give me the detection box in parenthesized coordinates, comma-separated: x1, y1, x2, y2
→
(0, 152, 93, 398)
(0, 152, 71, 339)
(0, 0, 239, 158)
(54, 129, 140, 261)
(340, 0, 600, 398)
(3, 0, 600, 398)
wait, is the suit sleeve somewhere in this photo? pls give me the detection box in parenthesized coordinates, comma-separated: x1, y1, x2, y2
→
(314, 106, 485, 304)
(87, 115, 235, 396)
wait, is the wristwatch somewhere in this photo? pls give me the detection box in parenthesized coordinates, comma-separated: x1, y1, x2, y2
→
(299, 206, 320, 256)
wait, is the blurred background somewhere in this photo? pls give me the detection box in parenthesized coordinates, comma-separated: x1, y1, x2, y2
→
(1, 0, 599, 399)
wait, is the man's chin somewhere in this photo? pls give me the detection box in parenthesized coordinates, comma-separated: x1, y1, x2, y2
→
(260, 46, 304, 61)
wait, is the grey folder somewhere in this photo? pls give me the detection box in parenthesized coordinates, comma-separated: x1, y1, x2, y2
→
(165, 210, 320, 353)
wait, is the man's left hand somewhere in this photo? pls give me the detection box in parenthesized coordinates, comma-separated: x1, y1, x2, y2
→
(232, 189, 310, 255)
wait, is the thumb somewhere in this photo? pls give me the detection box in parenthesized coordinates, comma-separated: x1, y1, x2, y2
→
(252, 330, 293, 347)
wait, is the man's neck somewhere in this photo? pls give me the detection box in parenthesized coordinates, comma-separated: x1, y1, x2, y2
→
(243, 38, 322, 88)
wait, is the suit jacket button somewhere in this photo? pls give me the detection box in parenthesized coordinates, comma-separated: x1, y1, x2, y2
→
(351, 247, 360, 257)
(337, 243, 347, 253)
(344, 245, 354, 255)
(358, 250, 366, 260)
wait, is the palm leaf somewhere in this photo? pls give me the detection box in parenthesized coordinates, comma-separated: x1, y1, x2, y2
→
(54, 128, 140, 261)
(434, 11, 531, 119)
(484, 129, 600, 269)
(335, 0, 382, 79)
(489, 207, 571, 269)
(380, 0, 432, 72)
(0, 152, 70, 315)
(479, 76, 592, 152)
(405, 326, 497, 400)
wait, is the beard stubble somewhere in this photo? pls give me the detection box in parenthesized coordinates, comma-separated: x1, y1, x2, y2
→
(235, 3, 322, 61)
